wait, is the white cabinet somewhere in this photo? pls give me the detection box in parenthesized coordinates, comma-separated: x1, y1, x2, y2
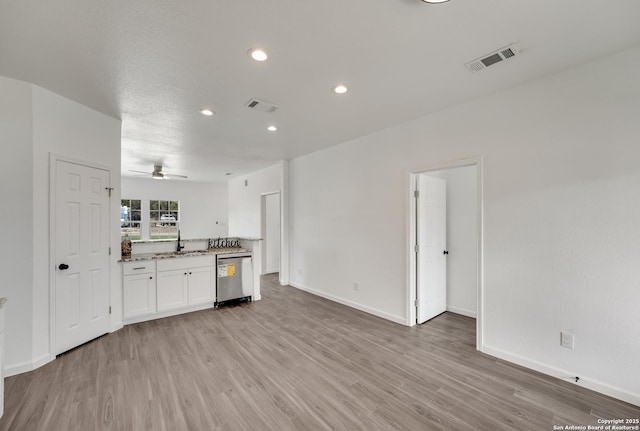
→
(156, 255, 216, 312)
(124, 272, 156, 318)
(187, 265, 216, 305)
(123, 262, 156, 319)
(123, 255, 217, 323)
(156, 269, 188, 311)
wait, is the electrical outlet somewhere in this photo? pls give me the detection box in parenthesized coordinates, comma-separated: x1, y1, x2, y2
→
(354, 282, 359, 291)
(561, 332, 575, 349)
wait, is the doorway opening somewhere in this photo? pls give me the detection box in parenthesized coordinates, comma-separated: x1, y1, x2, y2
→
(407, 157, 483, 350)
(260, 191, 281, 276)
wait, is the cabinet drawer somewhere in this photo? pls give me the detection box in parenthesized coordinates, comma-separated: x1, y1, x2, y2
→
(156, 255, 216, 272)
(123, 261, 156, 275)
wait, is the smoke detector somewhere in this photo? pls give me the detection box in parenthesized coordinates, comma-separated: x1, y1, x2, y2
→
(465, 44, 520, 73)
(245, 98, 279, 113)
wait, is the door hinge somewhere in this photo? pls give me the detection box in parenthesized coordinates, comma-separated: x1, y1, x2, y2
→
(414, 244, 419, 253)
(109, 247, 111, 256)
(414, 299, 419, 307)
(109, 306, 112, 314)
(105, 187, 114, 197)
(414, 190, 419, 198)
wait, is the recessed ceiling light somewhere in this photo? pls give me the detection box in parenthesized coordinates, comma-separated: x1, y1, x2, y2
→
(267, 125, 278, 132)
(333, 84, 348, 94)
(421, 0, 450, 3)
(248, 48, 268, 62)
(201, 109, 214, 116)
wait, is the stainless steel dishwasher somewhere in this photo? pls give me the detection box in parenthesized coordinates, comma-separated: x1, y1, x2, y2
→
(215, 252, 253, 306)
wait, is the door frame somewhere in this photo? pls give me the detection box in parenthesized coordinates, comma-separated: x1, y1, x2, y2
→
(260, 191, 281, 276)
(407, 156, 484, 351)
(48, 153, 113, 357)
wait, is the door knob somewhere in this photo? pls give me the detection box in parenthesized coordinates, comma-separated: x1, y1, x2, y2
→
(58, 263, 69, 270)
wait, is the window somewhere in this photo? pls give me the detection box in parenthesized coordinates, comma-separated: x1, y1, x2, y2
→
(121, 199, 141, 240)
(150, 200, 179, 239)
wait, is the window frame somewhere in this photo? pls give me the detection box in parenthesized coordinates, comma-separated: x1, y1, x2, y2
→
(149, 199, 180, 240)
(120, 199, 142, 240)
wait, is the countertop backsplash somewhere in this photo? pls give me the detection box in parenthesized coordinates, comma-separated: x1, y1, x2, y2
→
(128, 237, 259, 257)
(130, 238, 208, 255)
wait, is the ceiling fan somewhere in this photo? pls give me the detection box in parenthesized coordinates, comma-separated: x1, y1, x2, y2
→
(129, 164, 188, 180)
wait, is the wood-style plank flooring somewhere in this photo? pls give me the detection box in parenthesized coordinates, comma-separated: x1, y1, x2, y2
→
(2, 274, 638, 430)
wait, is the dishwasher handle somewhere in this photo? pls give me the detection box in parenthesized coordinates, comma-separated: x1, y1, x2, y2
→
(217, 253, 252, 261)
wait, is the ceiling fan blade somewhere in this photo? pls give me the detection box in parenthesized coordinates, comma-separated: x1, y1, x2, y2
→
(128, 168, 187, 179)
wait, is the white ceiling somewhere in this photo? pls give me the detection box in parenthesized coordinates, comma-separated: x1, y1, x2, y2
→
(2, 0, 640, 182)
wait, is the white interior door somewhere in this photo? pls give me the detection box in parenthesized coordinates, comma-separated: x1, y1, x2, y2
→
(417, 174, 447, 324)
(55, 160, 110, 354)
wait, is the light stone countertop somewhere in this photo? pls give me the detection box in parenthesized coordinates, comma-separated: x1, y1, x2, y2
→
(130, 237, 261, 245)
(120, 248, 250, 263)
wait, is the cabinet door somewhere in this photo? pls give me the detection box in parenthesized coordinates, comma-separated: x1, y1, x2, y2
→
(188, 266, 215, 305)
(157, 269, 188, 311)
(123, 273, 156, 319)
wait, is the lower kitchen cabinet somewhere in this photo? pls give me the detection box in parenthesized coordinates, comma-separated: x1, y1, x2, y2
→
(156, 255, 216, 312)
(187, 265, 216, 305)
(123, 255, 217, 323)
(123, 262, 157, 319)
(156, 269, 188, 311)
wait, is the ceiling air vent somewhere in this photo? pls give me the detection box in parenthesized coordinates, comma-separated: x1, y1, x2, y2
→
(465, 44, 520, 73)
(245, 98, 279, 113)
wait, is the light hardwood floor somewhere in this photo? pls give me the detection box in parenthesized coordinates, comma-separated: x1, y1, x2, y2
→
(2, 274, 638, 430)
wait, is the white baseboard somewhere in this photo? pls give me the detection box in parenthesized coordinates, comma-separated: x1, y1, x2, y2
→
(123, 303, 215, 325)
(289, 282, 406, 326)
(7, 322, 123, 378)
(446, 305, 477, 318)
(5, 353, 54, 377)
(482, 345, 640, 407)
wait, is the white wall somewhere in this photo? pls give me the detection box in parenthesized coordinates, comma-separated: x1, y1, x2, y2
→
(228, 162, 289, 283)
(288, 46, 640, 404)
(0, 79, 122, 375)
(32, 86, 122, 367)
(228, 163, 282, 238)
(440, 166, 477, 317)
(0, 77, 34, 369)
(121, 177, 228, 240)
